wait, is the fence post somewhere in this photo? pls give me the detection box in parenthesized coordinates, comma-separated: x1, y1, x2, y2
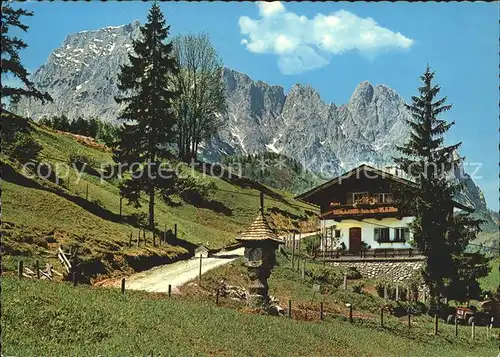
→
(35, 260, 40, 279)
(137, 230, 140, 247)
(143, 230, 146, 246)
(322, 227, 326, 266)
(343, 273, 348, 290)
(153, 232, 156, 247)
(86, 183, 89, 200)
(395, 285, 399, 301)
(383, 285, 388, 299)
(407, 308, 411, 328)
(18, 260, 23, 279)
(168, 284, 172, 297)
(380, 307, 384, 328)
(434, 314, 439, 335)
(121, 278, 125, 294)
(291, 233, 295, 268)
(347, 303, 353, 323)
(288, 300, 292, 318)
(119, 196, 123, 217)
(296, 233, 301, 272)
(302, 259, 305, 280)
(455, 316, 458, 336)
(320, 301, 324, 320)
(471, 322, 475, 340)
(72, 271, 77, 287)
(174, 223, 177, 238)
(198, 254, 202, 287)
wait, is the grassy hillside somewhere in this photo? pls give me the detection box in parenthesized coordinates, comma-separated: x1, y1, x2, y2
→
(3, 275, 496, 357)
(2, 119, 317, 281)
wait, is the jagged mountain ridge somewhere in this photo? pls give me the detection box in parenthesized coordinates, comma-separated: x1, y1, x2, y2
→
(13, 21, 488, 214)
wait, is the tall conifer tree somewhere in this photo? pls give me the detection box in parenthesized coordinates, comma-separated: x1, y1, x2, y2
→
(394, 65, 483, 312)
(114, 4, 178, 229)
(1, 4, 52, 105)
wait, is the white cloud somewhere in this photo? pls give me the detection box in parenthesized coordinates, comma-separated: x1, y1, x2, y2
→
(239, 3, 415, 75)
(258, 2, 285, 17)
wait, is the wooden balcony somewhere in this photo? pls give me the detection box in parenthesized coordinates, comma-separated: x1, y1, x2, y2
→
(321, 202, 402, 220)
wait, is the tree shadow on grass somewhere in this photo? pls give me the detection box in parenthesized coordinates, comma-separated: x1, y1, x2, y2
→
(181, 190, 233, 216)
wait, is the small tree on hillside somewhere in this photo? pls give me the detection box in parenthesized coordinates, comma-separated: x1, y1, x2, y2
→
(1, 4, 52, 106)
(393, 65, 484, 313)
(113, 4, 179, 229)
(172, 33, 226, 161)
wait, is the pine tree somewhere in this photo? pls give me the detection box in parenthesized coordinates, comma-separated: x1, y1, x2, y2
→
(1, 4, 52, 105)
(113, 4, 179, 229)
(394, 65, 483, 313)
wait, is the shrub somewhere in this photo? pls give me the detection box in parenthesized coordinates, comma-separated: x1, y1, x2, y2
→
(302, 234, 321, 257)
(345, 266, 362, 280)
(309, 267, 343, 289)
(351, 282, 364, 294)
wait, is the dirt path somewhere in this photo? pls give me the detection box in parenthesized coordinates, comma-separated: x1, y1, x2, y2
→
(107, 231, 319, 294)
(109, 248, 244, 294)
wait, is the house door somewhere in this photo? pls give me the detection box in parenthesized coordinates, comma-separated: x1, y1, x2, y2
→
(349, 227, 362, 253)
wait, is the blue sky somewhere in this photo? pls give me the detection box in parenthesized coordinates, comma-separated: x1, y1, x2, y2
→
(11, 1, 499, 210)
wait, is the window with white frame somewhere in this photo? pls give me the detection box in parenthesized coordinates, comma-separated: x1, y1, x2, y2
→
(326, 227, 341, 239)
(376, 193, 393, 203)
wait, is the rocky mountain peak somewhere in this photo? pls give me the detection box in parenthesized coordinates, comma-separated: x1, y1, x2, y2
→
(13, 21, 141, 120)
(350, 80, 374, 103)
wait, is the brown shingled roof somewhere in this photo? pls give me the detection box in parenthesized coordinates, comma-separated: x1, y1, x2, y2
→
(236, 212, 283, 243)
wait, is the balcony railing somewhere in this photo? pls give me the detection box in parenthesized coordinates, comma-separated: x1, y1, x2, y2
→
(317, 248, 423, 260)
(322, 202, 399, 219)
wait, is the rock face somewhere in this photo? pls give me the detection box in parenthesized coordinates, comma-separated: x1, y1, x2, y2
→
(13, 21, 142, 121)
(13, 21, 488, 214)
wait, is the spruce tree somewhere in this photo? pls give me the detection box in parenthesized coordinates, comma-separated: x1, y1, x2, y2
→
(394, 65, 483, 313)
(114, 4, 178, 229)
(1, 4, 52, 105)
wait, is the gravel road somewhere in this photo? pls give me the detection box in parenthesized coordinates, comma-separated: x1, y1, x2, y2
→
(112, 248, 244, 294)
(110, 231, 318, 294)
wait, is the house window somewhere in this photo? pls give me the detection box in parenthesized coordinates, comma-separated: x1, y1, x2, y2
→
(327, 227, 341, 239)
(394, 228, 409, 242)
(376, 193, 393, 203)
(352, 192, 369, 203)
(374, 228, 390, 243)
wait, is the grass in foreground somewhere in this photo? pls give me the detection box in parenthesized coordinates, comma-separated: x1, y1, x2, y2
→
(181, 253, 498, 355)
(2, 276, 497, 357)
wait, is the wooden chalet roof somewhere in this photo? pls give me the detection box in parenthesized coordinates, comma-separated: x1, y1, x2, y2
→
(236, 212, 283, 243)
(295, 164, 474, 213)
